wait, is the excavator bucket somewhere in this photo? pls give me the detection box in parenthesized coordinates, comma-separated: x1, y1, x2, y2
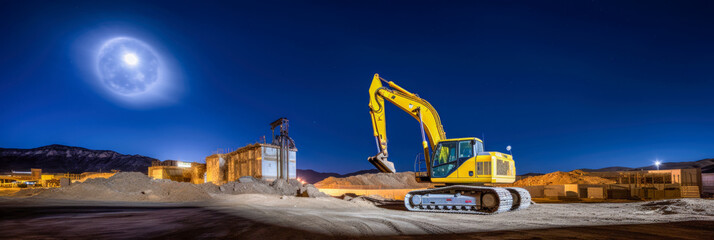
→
(368, 155, 396, 173)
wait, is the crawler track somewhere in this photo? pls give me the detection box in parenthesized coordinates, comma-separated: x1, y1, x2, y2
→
(505, 187, 531, 211)
(404, 185, 518, 214)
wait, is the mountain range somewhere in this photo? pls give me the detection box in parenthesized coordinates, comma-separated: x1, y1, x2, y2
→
(0, 144, 156, 174)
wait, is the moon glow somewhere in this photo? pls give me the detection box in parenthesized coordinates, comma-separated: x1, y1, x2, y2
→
(97, 37, 159, 95)
(123, 53, 139, 66)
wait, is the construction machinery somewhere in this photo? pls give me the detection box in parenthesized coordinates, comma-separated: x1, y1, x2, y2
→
(367, 73, 530, 214)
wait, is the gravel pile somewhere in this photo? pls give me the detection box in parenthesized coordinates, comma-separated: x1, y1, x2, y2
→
(639, 199, 713, 215)
(13, 172, 330, 202)
(22, 172, 211, 202)
(196, 176, 328, 198)
(511, 170, 616, 186)
(314, 171, 431, 189)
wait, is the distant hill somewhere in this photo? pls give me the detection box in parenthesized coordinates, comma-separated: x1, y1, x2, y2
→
(0, 144, 156, 174)
(519, 172, 545, 177)
(578, 158, 714, 173)
(297, 168, 380, 184)
(578, 166, 636, 172)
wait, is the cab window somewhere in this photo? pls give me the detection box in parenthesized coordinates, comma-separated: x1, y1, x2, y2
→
(432, 142, 457, 178)
(459, 140, 473, 158)
(475, 141, 484, 153)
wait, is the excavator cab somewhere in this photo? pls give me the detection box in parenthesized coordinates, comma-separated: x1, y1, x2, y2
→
(428, 137, 516, 185)
(431, 138, 483, 179)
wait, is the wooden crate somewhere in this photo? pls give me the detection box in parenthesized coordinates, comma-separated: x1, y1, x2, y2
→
(681, 186, 700, 198)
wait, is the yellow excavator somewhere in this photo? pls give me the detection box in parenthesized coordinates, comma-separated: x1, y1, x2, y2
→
(368, 73, 531, 214)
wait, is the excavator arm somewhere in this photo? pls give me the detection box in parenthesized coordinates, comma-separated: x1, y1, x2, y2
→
(368, 73, 447, 173)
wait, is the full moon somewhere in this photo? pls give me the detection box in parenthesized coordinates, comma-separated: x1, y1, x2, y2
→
(123, 53, 139, 66)
(97, 37, 159, 95)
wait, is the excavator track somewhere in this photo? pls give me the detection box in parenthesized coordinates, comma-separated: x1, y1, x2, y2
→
(505, 187, 531, 211)
(404, 185, 515, 214)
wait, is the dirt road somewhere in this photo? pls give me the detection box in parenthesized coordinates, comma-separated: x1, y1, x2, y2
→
(207, 194, 714, 236)
(1, 195, 713, 239)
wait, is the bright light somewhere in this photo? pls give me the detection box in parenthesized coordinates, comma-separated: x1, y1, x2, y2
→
(296, 177, 306, 185)
(654, 160, 662, 170)
(123, 53, 139, 66)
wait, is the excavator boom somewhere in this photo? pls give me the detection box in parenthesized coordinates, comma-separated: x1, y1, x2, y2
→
(368, 74, 446, 174)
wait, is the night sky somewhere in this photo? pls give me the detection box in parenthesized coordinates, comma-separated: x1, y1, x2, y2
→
(2, 1, 713, 174)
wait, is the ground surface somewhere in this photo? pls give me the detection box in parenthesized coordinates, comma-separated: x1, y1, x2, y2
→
(1, 195, 713, 239)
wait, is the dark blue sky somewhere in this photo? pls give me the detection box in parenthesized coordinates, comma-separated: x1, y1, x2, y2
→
(2, 1, 713, 174)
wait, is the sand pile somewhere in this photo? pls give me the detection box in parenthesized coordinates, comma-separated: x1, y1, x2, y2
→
(198, 177, 329, 198)
(17, 172, 211, 202)
(78, 172, 116, 182)
(512, 170, 615, 186)
(315, 171, 431, 189)
(13, 173, 330, 202)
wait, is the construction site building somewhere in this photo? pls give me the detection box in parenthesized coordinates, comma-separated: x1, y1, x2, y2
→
(1, 169, 120, 188)
(206, 118, 297, 185)
(206, 144, 297, 185)
(148, 160, 207, 184)
(0, 169, 42, 187)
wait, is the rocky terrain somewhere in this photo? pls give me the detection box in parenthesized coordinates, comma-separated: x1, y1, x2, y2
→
(0, 145, 156, 173)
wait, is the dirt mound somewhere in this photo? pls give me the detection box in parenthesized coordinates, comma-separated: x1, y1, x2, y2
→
(512, 170, 615, 186)
(639, 199, 714, 215)
(78, 172, 116, 182)
(20, 172, 211, 202)
(298, 183, 330, 198)
(314, 171, 431, 189)
(196, 178, 328, 198)
(217, 181, 279, 195)
(196, 182, 222, 194)
(13, 172, 330, 201)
